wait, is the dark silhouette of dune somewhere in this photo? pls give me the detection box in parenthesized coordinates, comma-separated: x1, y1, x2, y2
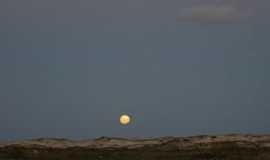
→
(1, 134, 270, 160)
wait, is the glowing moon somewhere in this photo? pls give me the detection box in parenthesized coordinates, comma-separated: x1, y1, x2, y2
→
(119, 114, 131, 125)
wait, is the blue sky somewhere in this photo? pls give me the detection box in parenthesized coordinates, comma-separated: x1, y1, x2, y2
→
(0, 0, 270, 140)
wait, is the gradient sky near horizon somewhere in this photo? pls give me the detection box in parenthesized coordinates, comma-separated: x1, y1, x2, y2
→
(0, 0, 270, 141)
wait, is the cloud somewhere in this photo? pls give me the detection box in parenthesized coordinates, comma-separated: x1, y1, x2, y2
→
(177, 5, 253, 24)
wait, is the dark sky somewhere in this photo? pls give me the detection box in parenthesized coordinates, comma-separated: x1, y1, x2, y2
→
(1, 0, 270, 141)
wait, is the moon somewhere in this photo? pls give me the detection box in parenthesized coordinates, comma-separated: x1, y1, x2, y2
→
(119, 114, 131, 125)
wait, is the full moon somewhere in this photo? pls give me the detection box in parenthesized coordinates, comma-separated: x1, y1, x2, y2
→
(119, 114, 131, 125)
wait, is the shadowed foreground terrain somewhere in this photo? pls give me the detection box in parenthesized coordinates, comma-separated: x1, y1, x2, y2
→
(0, 134, 270, 160)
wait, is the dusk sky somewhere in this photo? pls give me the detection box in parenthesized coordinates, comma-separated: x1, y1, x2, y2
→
(1, 0, 270, 141)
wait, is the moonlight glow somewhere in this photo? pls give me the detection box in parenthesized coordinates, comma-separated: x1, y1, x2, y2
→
(120, 114, 131, 125)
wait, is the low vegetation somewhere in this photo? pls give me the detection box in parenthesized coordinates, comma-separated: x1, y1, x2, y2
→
(1, 135, 270, 160)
